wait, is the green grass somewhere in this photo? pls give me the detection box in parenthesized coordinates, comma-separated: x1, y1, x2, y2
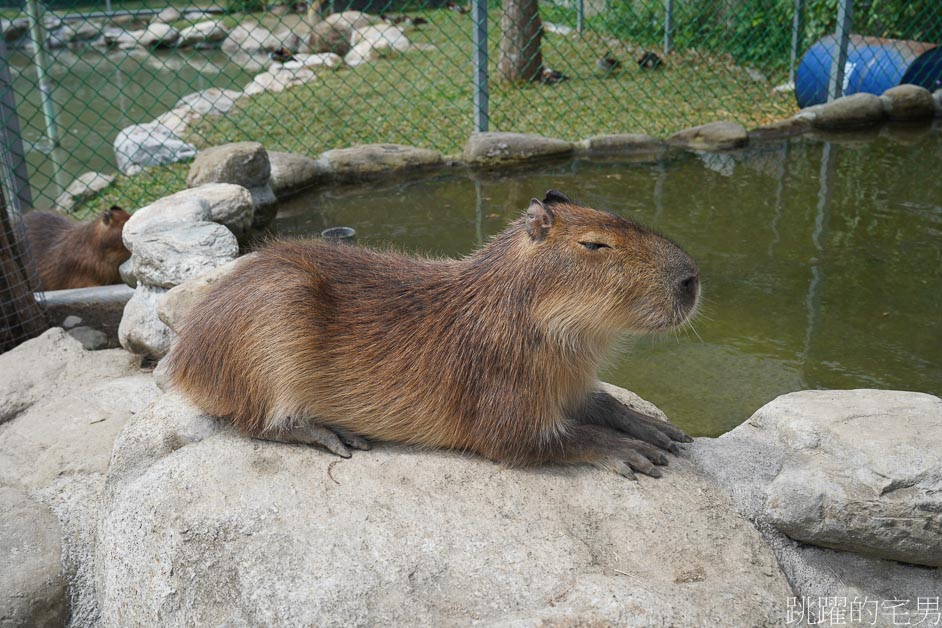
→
(91, 8, 797, 213)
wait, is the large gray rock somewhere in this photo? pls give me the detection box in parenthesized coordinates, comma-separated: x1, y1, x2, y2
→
(811, 93, 886, 130)
(114, 121, 197, 175)
(154, 6, 182, 23)
(321, 143, 442, 180)
(118, 284, 174, 357)
(690, 389, 942, 626)
(222, 23, 298, 53)
(243, 66, 317, 96)
(156, 254, 253, 332)
(187, 183, 255, 236)
(269, 151, 330, 198)
(579, 133, 663, 155)
(95, 388, 792, 626)
(667, 121, 748, 151)
(175, 87, 242, 116)
(463, 132, 573, 165)
(306, 11, 380, 56)
(758, 391, 942, 566)
(123, 196, 209, 252)
(187, 141, 271, 189)
(53, 171, 114, 212)
(0, 329, 159, 627)
(138, 22, 180, 48)
(0, 487, 67, 627)
(130, 221, 239, 289)
(880, 84, 936, 121)
(178, 20, 229, 48)
(748, 116, 812, 141)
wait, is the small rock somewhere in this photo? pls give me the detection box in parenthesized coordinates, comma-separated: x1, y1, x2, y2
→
(154, 6, 182, 23)
(667, 121, 748, 151)
(130, 221, 239, 289)
(67, 326, 109, 351)
(880, 84, 935, 121)
(114, 121, 197, 175)
(175, 88, 242, 116)
(0, 487, 67, 627)
(748, 116, 812, 141)
(580, 134, 663, 155)
(321, 143, 442, 180)
(52, 171, 114, 213)
(221, 23, 272, 53)
(157, 254, 254, 332)
(283, 52, 343, 70)
(463, 132, 573, 165)
(269, 151, 330, 198)
(123, 197, 210, 252)
(119, 258, 137, 288)
(61, 314, 83, 329)
(118, 284, 173, 358)
(811, 93, 885, 130)
(178, 20, 229, 48)
(137, 22, 180, 48)
(243, 66, 317, 95)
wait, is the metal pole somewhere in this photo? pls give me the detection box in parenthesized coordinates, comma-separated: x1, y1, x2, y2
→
(472, 0, 489, 133)
(663, 0, 674, 55)
(790, 0, 806, 84)
(0, 38, 33, 213)
(25, 0, 59, 147)
(826, 0, 854, 102)
(576, 0, 584, 33)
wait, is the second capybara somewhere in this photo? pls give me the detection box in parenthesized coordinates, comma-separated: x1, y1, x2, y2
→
(22, 207, 131, 291)
(167, 190, 701, 479)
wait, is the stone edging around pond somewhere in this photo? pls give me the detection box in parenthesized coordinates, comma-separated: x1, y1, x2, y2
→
(112, 84, 942, 359)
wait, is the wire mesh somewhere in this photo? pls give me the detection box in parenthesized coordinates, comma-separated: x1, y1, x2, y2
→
(0, 191, 47, 352)
(0, 0, 937, 216)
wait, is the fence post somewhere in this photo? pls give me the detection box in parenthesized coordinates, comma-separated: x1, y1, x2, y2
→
(827, 0, 854, 102)
(472, 0, 489, 133)
(0, 38, 33, 214)
(25, 0, 59, 147)
(790, 0, 805, 84)
(576, 0, 584, 32)
(663, 0, 673, 55)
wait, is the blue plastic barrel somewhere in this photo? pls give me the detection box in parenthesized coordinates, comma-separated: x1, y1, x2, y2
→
(795, 35, 942, 108)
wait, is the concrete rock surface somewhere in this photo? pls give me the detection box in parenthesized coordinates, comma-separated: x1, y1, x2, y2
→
(668, 121, 748, 151)
(464, 132, 573, 165)
(321, 143, 442, 179)
(95, 387, 792, 626)
(689, 389, 942, 626)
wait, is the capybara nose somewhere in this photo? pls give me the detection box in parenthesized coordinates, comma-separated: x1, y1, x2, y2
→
(677, 271, 700, 308)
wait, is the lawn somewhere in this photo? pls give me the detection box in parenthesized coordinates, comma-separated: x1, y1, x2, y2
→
(91, 7, 798, 212)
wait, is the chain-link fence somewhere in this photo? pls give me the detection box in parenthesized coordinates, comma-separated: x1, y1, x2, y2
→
(0, 187, 46, 352)
(0, 0, 939, 215)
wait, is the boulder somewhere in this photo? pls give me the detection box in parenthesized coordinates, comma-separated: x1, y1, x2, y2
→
(129, 221, 239, 289)
(188, 142, 270, 189)
(138, 22, 180, 48)
(118, 284, 174, 357)
(95, 388, 792, 626)
(183, 183, 255, 236)
(52, 171, 114, 212)
(268, 150, 330, 198)
(880, 84, 936, 121)
(463, 132, 573, 165)
(157, 254, 254, 332)
(321, 143, 442, 180)
(222, 23, 298, 53)
(0, 487, 67, 627)
(579, 133, 663, 155)
(113, 121, 197, 175)
(667, 121, 748, 151)
(178, 20, 230, 48)
(281, 52, 343, 70)
(348, 23, 410, 62)
(811, 93, 885, 130)
(123, 197, 210, 252)
(306, 10, 380, 56)
(175, 87, 242, 116)
(689, 389, 942, 622)
(748, 116, 812, 141)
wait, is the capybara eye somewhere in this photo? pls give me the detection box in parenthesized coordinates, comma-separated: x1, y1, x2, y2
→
(580, 241, 610, 251)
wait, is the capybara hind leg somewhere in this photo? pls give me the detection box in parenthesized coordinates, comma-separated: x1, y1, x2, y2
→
(258, 423, 369, 458)
(572, 390, 693, 452)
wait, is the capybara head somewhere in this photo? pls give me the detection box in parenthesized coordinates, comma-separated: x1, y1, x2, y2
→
(520, 190, 699, 335)
(95, 206, 132, 266)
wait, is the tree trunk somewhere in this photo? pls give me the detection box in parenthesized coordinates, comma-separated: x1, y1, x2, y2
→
(498, 0, 543, 83)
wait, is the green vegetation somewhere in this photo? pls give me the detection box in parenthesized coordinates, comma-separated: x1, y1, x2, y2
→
(93, 8, 797, 211)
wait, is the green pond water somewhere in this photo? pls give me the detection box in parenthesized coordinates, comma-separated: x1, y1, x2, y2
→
(275, 125, 942, 437)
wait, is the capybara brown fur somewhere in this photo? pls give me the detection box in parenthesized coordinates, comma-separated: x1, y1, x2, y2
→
(167, 190, 701, 478)
(22, 207, 131, 291)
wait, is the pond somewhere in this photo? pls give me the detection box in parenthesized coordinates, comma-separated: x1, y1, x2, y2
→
(275, 124, 942, 437)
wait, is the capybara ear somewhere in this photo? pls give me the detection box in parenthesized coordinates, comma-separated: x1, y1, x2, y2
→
(101, 209, 113, 225)
(543, 190, 571, 205)
(526, 198, 555, 241)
